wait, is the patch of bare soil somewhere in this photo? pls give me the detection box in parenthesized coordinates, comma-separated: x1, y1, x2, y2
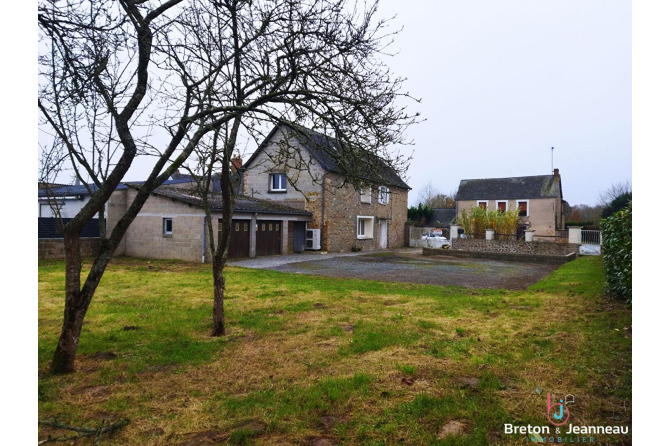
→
(437, 420, 470, 439)
(319, 415, 345, 432)
(143, 427, 165, 438)
(487, 429, 503, 444)
(238, 420, 267, 433)
(77, 385, 109, 398)
(92, 351, 117, 360)
(458, 377, 480, 389)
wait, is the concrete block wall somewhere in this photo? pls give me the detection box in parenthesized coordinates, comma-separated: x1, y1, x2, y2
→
(106, 189, 128, 256)
(38, 238, 101, 260)
(123, 190, 206, 263)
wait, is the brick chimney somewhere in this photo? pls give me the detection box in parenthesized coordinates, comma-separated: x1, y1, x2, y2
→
(553, 168, 559, 178)
(231, 155, 242, 172)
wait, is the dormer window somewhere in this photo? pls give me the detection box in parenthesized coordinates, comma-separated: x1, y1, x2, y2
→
(270, 173, 287, 192)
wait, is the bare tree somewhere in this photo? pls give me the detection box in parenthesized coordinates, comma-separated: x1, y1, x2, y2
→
(568, 204, 604, 225)
(39, 0, 419, 369)
(180, 0, 419, 337)
(415, 182, 456, 208)
(598, 181, 632, 207)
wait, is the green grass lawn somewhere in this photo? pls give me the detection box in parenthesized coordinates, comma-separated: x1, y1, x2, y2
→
(38, 256, 631, 445)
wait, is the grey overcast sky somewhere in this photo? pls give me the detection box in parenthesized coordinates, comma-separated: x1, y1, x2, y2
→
(50, 0, 632, 208)
(373, 0, 632, 206)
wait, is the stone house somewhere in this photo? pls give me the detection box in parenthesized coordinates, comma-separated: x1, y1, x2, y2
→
(240, 124, 411, 252)
(42, 122, 410, 261)
(455, 169, 566, 237)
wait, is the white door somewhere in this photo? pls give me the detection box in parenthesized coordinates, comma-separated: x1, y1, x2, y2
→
(379, 220, 388, 249)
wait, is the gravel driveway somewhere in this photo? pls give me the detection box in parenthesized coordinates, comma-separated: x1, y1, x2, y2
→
(230, 249, 558, 290)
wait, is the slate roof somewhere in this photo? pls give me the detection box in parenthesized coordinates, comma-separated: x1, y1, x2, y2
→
(146, 186, 312, 216)
(169, 170, 241, 194)
(37, 177, 195, 198)
(425, 208, 458, 227)
(38, 183, 124, 198)
(455, 174, 562, 201)
(244, 124, 410, 190)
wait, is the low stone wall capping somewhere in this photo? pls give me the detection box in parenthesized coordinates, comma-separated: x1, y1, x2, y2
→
(451, 238, 580, 256)
(38, 238, 101, 260)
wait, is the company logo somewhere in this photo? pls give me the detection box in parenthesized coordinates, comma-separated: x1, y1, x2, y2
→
(547, 393, 570, 426)
(504, 392, 628, 441)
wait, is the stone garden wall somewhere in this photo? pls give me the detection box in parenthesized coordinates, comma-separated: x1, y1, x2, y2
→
(451, 238, 580, 256)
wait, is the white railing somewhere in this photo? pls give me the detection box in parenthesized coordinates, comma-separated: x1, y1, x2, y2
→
(581, 230, 601, 245)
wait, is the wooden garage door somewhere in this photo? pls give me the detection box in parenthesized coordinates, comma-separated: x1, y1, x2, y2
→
(256, 220, 282, 256)
(220, 219, 250, 259)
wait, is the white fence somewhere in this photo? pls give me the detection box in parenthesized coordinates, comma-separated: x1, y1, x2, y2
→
(581, 230, 601, 245)
(579, 230, 601, 255)
(408, 226, 450, 248)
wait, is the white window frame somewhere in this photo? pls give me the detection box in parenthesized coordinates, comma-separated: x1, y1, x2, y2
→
(269, 173, 287, 192)
(496, 200, 509, 212)
(163, 217, 173, 235)
(356, 216, 374, 239)
(516, 199, 530, 217)
(377, 186, 390, 205)
(359, 186, 372, 204)
(477, 200, 488, 210)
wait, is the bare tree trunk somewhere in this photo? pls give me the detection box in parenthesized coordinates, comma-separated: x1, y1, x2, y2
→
(51, 233, 84, 374)
(211, 257, 226, 336)
(210, 148, 236, 337)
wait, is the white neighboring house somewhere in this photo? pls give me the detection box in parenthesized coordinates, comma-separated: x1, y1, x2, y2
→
(38, 183, 93, 218)
(37, 177, 198, 219)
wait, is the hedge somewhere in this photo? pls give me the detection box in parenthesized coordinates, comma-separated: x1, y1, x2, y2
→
(600, 203, 632, 301)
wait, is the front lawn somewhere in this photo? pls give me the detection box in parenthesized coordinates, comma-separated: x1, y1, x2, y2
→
(38, 256, 631, 445)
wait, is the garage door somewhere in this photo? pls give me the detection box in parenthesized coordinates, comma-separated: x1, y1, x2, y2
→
(221, 219, 250, 259)
(256, 220, 282, 256)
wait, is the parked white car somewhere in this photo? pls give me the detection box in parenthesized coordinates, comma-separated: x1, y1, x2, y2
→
(421, 233, 448, 241)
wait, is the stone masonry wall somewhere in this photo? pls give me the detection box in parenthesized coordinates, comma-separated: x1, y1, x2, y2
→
(323, 175, 408, 252)
(243, 125, 409, 252)
(451, 238, 579, 256)
(39, 238, 101, 260)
